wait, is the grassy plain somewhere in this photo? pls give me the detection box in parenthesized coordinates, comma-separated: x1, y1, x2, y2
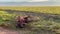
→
(0, 6, 60, 14)
(0, 6, 60, 34)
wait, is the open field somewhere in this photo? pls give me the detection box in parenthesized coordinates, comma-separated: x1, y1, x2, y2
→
(0, 6, 60, 34)
(0, 6, 60, 14)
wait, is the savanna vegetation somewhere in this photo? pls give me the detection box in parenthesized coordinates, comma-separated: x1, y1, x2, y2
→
(0, 6, 60, 34)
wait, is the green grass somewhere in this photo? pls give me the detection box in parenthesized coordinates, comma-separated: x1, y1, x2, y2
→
(0, 6, 60, 34)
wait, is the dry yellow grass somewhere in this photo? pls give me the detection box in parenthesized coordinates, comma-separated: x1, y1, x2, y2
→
(0, 6, 60, 14)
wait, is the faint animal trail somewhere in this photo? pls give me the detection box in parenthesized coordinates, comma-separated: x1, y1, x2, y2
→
(0, 27, 56, 34)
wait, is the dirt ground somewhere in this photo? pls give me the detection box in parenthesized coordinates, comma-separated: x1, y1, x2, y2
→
(0, 27, 31, 34)
(0, 27, 20, 34)
(0, 27, 56, 34)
